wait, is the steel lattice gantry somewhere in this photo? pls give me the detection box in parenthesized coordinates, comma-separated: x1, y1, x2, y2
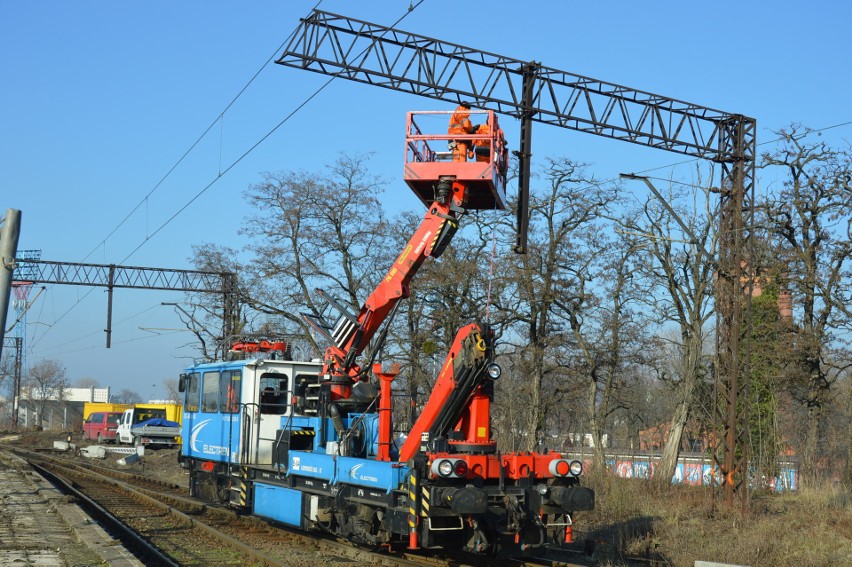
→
(276, 9, 755, 505)
(1, 336, 22, 426)
(11, 259, 239, 349)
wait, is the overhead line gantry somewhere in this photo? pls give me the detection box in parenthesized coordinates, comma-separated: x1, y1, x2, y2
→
(11, 259, 238, 350)
(276, 9, 755, 506)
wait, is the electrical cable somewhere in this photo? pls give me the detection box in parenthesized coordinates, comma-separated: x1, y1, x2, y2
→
(26, 2, 852, 359)
(118, 0, 428, 265)
(79, 0, 328, 264)
(28, 0, 428, 353)
(38, 1, 333, 349)
(30, 2, 327, 345)
(31, 329, 189, 361)
(33, 303, 161, 351)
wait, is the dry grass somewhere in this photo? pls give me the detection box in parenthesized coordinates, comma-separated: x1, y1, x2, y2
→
(578, 472, 852, 566)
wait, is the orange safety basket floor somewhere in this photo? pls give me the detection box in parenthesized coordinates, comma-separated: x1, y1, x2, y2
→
(404, 161, 506, 210)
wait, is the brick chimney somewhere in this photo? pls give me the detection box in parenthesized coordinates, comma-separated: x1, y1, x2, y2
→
(778, 290, 793, 321)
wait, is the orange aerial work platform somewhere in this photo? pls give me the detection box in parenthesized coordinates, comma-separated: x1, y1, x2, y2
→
(403, 110, 509, 210)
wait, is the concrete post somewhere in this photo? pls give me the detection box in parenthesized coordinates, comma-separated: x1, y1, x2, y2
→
(0, 208, 22, 361)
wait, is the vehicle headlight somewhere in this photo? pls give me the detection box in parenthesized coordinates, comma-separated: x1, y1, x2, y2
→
(570, 460, 583, 476)
(431, 458, 468, 478)
(485, 363, 501, 380)
(438, 459, 454, 477)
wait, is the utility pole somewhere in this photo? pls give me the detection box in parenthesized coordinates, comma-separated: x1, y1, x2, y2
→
(0, 209, 22, 362)
(2, 337, 23, 427)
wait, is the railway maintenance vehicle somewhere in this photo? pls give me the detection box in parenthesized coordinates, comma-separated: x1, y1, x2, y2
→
(178, 109, 594, 556)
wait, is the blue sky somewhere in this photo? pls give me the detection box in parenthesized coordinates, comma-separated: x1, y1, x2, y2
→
(2, 0, 850, 399)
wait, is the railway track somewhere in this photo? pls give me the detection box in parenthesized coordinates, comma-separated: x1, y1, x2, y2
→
(12, 447, 406, 566)
(6, 446, 599, 567)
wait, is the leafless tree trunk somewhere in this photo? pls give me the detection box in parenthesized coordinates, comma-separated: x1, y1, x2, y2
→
(23, 359, 68, 429)
(760, 125, 852, 482)
(619, 177, 717, 484)
(657, 330, 705, 482)
(845, 376, 852, 488)
(495, 158, 617, 451)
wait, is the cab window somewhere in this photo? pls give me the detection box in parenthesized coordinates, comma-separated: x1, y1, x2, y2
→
(258, 373, 288, 414)
(185, 372, 200, 412)
(220, 370, 241, 414)
(133, 408, 166, 424)
(202, 371, 220, 413)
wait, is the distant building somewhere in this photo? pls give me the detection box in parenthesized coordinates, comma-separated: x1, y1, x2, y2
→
(638, 419, 712, 452)
(16, 399, 83, 431)
(66, 387, 110, 402)
(12, 387, 108, 431)
(560, 432, 609, 449)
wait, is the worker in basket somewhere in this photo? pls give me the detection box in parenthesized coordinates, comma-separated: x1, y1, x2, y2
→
(448, 102, 475, 162)
(473, 122, 491, 162)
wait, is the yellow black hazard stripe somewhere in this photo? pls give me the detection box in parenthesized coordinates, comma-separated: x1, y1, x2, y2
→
(408, 473, 418, 528)
(239, 466, 249, 507)
(431, 220, 447, 252)
(289, 430, 315, 436)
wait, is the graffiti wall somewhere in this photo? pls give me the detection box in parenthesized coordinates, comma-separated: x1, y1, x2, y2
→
(567, 452, 798, 491)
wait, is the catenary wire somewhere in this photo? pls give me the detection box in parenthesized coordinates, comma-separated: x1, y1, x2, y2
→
(26, 114, 852, 353)
(79, 0, 327, 265)
(30, 3, 326, 348)
(28, 0, 428, 354)
(118, 0, 428, 264)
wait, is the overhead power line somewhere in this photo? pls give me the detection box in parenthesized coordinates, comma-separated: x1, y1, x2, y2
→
(28, 0, 428, 349)
(80, 0, 329, 264)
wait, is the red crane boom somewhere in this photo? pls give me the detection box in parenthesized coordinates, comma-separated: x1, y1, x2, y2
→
(305, 110, 508, 401)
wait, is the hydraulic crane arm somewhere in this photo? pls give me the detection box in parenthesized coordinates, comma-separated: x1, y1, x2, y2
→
(320, 177, 463, 393)
(307, 110, 508, 401)
(398, 322, 495, 462)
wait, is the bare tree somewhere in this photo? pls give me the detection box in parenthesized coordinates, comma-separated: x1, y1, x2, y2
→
(0, 350, 13, 397)
(184, 243, 245, 361)
(573, 233, 649, 468)
(182, 154, 389, 363)
(759, 124, 852, 482)
(163, 378, 180, 403)
(0, 353, 12, 426)
(238, 153, 389, 352)
(619, 177, 718, 484)
(837, 371, 852, 488)
(74, 377, 99, 388)
(113, 389, 143, 404)
(22, 359, 68, 428)
(494, 159, 618, 452)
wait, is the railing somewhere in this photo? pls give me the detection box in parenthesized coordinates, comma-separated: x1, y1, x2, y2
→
(404, 110, 507, 171)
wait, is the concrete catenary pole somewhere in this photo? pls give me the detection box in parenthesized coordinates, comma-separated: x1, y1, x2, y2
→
(0, 208, 22, 360)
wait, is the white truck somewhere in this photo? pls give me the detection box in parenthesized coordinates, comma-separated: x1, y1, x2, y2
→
(116, 407, 180, 447)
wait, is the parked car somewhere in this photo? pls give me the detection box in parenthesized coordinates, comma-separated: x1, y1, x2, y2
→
(82, 411, 123, 444)
(116, 407, 179, 447)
